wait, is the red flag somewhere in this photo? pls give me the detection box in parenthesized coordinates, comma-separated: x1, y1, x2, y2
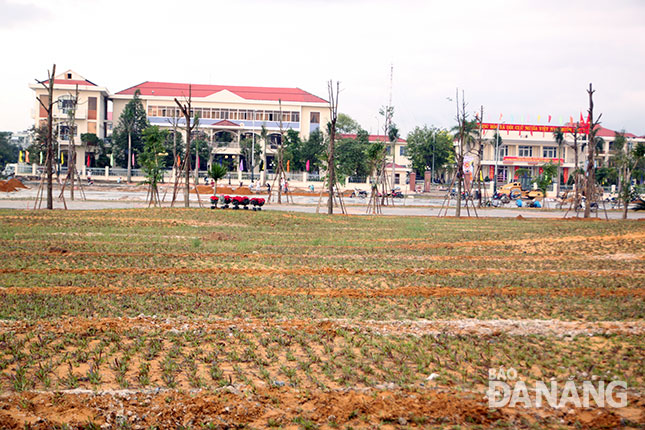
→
(286, 160, 290, 173)
(548, 115, 552, 123)
(132, 153, 135, 166)
(580, 112, 584, 123)
(530, 130, 533, 136)
(87, 154, 90, 167)
(499, 113, 503, 121)
(306, 160, 310, 172)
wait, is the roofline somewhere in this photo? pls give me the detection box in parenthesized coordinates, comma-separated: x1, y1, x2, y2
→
(113, 81, 329, 104)
(109, 93, 329, 107)
(28, 82, 110, 94)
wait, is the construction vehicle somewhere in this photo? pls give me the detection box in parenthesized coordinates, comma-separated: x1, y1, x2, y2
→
(498, 176, 544, 200)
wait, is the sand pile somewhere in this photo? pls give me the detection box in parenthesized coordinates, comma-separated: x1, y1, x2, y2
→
(0, 178, 28, 192)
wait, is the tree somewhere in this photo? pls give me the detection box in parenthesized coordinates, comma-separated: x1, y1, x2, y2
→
(406, 126, 453, 177)
(533, 162, 558, 197)
(552, 127, 565, 198)
(140, 126, 168, 206)
(451, 90, 479, 217)
(240, 134, 262, 176)
(174, 86, 199, 207)
(612, 135, 645, 219)
(34, 64, 56, 209)
(326, 80, 340, 214)
(584, 83, 602, 218)
(283, 129, 326, 173)
(336, 130, 371, 178)
(336, 113, 361, 134)
(0, 132, 20, 173)
(112, 89, 148, 182)
(208, 164, 227, 194)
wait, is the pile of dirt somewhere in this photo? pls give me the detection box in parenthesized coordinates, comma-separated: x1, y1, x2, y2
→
(190, 185, 214, 194)
(212, 185, 253, 195)
(0, 178, 28, 192)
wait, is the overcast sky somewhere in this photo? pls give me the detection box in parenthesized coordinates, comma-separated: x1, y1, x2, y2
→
(1, 0, 644, 137)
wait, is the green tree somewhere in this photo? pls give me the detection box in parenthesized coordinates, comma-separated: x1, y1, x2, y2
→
(140, 126, 168, 205)
(336, 129, 371, 178)
(336, 113, 361, 134)
(612, 133, 645, 218)
(0, 132, 20, 172)
(283, 129, 326, 173)
(81, 133, 111, 168)
(406, 126, 454, 177)
(208, 164, 228, 194)
(533, 162, 558, 196)
(112, 90, 149, 179)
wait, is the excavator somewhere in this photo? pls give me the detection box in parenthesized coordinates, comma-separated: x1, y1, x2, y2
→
(498, 175, 544, 200)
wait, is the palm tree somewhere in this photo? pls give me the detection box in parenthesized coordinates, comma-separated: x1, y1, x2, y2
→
(208, 164, 227, 194)
(552, 128, 565, 198)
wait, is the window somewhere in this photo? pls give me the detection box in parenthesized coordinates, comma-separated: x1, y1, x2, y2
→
(59, 125, 75, 141)
(212, 109, 220, 119)
(66, 73, 72, 79)
(238, 110, 248, 120)
(310, 112, 320, 124)
(58, 96, 75, 114)
(399, 146, 407, 156)
(87, 97, 97, 120)
(542, 146, 556, 158)
(148, 105, 158, 117)
(497, 145, 508, 158)
(282, 111, 291, 122)
(229, 109, 237, 120)
(255, 111, 263, 121)
(291, 112, 300, 122)
(518, 146, 533, 157)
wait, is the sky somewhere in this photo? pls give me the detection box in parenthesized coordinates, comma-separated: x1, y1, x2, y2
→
(1, 0, 644, 137)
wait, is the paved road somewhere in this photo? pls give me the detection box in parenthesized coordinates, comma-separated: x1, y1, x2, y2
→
(1, 184, 642, 219)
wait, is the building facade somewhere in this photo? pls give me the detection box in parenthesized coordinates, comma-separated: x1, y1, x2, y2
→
(478, 122, 645, 188)
(29, 70, 110, 172)
(111, 81, 330, 179)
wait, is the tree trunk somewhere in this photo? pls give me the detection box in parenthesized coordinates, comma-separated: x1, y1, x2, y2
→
(127, 131, 132, 183)
(70, 149, 75, 200)
(327, 130, 335, 214)
(185, 126, 191, 208)
(46, 65, 55, 210)
(584, 84, 596, 218)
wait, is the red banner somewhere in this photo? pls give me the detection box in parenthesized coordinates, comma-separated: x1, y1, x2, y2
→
(480, 123, 589, 134)
(503, 156, 564, 164)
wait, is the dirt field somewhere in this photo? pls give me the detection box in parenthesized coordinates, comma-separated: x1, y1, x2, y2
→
(0, 209, 643, 429)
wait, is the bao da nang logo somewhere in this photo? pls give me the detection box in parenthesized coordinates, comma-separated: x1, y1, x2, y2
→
(487, 367, 627, 409)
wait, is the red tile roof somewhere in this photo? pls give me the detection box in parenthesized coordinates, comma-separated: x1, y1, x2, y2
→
(211, 120, 240, 127)
(115, 81, 328, 103)
(339, 133, 406, 143)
